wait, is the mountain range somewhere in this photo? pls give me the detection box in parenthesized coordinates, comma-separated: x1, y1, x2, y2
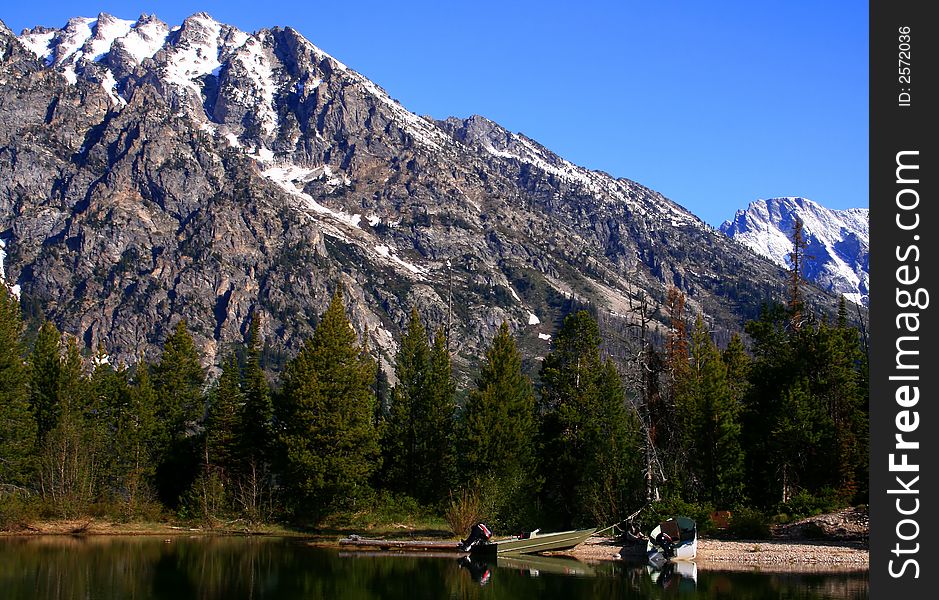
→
(0, 13, 850, 377)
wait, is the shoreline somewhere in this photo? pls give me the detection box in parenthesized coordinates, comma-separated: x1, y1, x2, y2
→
(568, 536, 869, 572)
(4, 521, 870, 573)
(0, 519, 301, 538)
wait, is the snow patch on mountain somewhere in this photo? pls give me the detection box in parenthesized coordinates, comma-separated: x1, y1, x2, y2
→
(113, 17, 170, 63)
(720, 197, 869, 306)
(83, 15, 134, 62)
(0, 238, 21, 298)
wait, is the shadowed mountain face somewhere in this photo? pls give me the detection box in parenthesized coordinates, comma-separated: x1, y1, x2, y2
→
(721, 197, 869, 307)
(1, 13, 842, 374)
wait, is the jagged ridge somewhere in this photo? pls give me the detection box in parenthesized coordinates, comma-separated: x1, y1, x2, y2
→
(720, 197, 869, 306)
(1, 13, 847, 376)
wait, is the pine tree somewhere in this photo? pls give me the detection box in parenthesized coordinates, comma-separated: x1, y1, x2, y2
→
(280, 289, 379, 518)
(90, 350, 130, 500)
(380, 308, 431, 496)
(580, 359, 643, 525)
(722, 333, 750, 408)
(808, 317, 866, 502)
(240, 315, 273, 468)
(151, 320, 205, 506)
(770, 377, 823, 503)
(787, 218, 810, 330)
(29, 321, 62, 444)
(37, 335, 96, 516)
(57, 336, 89, 416)
(742, 304, 793, 506)
(742, 304, 845, 506)
(416, 328, 457, 505)
(537, 310, 607, 526)
(687, 316, 744, 507)
(206, 353, 243, 475)
(235, 316, 276, 522)
(122, 360, 159, 508)
(0, 286, 36, 487)
(460, 322, 537, 527)
(152, 321, 205, 441)
(461, 322, 535, 483)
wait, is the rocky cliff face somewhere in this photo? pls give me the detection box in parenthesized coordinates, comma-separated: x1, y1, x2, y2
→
(1, 13, 843, 377)
(720, 198, 869, 307)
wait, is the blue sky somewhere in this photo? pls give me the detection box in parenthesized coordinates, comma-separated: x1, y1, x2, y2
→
(3, 1, 868, 227)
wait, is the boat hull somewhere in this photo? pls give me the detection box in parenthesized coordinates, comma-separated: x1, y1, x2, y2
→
(472, 528, 597, 556)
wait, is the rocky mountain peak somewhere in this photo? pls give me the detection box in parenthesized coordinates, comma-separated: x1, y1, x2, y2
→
(2, 13, 852, 374)
(721, 197, 869, 306)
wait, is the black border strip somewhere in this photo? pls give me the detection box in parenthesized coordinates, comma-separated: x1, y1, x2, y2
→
(870, 0, 936, 594)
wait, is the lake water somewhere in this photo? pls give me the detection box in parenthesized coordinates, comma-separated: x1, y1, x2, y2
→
(0, 536, 868, 599)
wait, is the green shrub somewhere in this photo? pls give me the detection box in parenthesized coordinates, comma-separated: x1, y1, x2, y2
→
(727, 507, 771, 539)
(475, 472, 541, 534)
(0, 487, 39, 531)
(776, 488, 842, 520)
(317, 491, 432, 531)
(640, 498, 716, 537)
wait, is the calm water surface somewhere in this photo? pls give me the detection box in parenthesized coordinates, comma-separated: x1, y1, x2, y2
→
(0, 536, 868, 599)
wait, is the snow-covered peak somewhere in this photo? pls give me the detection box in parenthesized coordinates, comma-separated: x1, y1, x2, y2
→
(111, 15, 169, 64)
(721, 197, 869, 306)
(82, 14, 134, 62)
(18, 14, 171, 73)
(13, 12, 450, 152)
(19, 17, 94, 67)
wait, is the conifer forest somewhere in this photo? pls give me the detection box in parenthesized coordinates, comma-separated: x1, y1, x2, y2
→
(0, 257, 868, 534)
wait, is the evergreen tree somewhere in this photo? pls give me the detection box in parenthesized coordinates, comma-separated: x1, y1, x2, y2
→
(89, 350, 130, 500)
(741, 303, 864, 506)
(37, 335, 96, 517)
(380, 308, 431, 496)
(29, 321, 62, 444)
(418, 328, 457, 505)
(538, 310, 627, 526)
(237, 316, 276, 522)
(787, 218, 810, 331)
(58, 336, 90, 416)
(240, 315, 273, 468)
(769, 377, 824, 503)
(280, 289, 379, 518)
(687, 316, 745, 507)
(380, 312, 457, 506)
(151, 320, 205, 506)
(805, 317, 866, 502)
(0, 286, 36, 487)
(580, 359, 643, 525)
(460, 322, 537, 527)
(122, 361, 159, 508)
(721, 333, 750, 408)
(461, 322, 535, 483)
(742, 304, 794, 505)
(152, 321, 205, 441)
(205, 353, 243, 475)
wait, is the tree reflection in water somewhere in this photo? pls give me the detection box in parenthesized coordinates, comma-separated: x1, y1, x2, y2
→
(0, 536, 868, 599)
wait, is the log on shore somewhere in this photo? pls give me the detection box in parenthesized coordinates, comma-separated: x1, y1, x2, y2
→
(338, 537, 464, 552)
